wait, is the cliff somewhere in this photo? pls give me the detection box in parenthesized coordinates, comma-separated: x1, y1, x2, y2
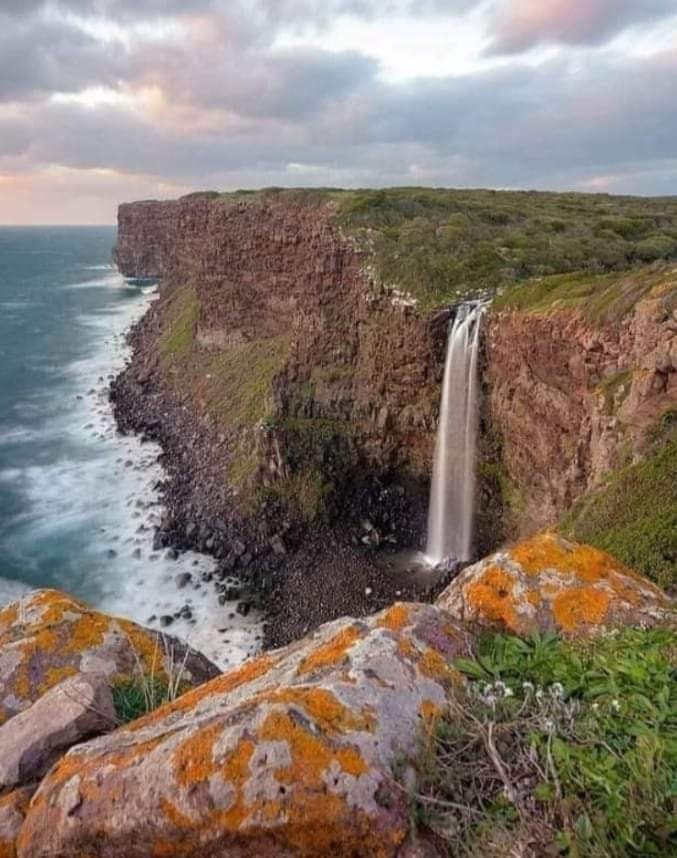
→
(112, 190, 676, 603)
(485, 267, 677, 548)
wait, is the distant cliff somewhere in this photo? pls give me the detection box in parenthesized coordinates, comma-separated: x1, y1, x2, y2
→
(112, 189, 676, 603)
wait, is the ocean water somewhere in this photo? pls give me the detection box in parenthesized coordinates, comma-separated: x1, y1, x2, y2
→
(0, 227, 261, 669)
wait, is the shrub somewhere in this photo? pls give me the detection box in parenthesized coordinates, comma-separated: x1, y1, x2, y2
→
(408, 629, 677, 857)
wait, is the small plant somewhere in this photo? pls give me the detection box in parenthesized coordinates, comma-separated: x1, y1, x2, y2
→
(406, 628, 677, 857)
(112, 676, 173, 724)
(113, 633, 194, 725)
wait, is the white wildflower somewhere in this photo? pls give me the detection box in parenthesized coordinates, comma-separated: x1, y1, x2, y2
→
(550, 682, 564, 699)
(611, 699, 621, 712)
(522, 681, 534, 692)
(503, 686, 514, 698)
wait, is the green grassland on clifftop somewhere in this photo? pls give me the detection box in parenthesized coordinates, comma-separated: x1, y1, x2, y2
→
(185, 186, 677, 311)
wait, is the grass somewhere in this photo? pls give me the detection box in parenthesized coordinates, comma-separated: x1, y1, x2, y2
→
(408, 628, 677, 857)
(112, 633, 194, 725)
(493, 265, 675, 323)
(160, 285, 290, 432)
(258, 467, 331, 522)
(561, 434, 677, 590)
(197, 336, 291, 430)
(159, 285, 199, 359)
(112, 676, 173, 724)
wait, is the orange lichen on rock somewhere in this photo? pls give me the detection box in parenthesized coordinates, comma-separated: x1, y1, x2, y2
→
(173, 723, 223, 787)
(419, 648, 455, 683)
(377, 603, 410, 632)
(259, 711, 369, 785)
(419, 699, 442, 726)
(257, 687, 374, 734)
(0, 603, 19, 638)
(297, 625, 362, 675)
(0, 788, 32, 858)
(438, 532, 672, 638)
(465, 565, 520, 633)
(552, 587, 611, 632)
(509, 532, 649, 586)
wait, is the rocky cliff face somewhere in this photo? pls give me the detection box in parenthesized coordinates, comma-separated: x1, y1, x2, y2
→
(112, 194, 676, 624)
(116, 194, 445, 477)
(485, 274, 676, 533)
(113, 195, 451, 548)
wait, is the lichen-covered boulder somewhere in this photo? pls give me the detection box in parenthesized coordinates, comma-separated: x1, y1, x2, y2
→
(437, 532, 673, 636)
(0, 788, 32, 858)
(18, 603, 470, 858)
(0, 590, 219, 726)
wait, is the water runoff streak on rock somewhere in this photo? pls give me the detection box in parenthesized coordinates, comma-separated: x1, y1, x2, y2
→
(426, 301, 486, 566)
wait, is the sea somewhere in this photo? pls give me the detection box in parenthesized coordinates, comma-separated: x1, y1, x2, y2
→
(0, 227, 261, 669)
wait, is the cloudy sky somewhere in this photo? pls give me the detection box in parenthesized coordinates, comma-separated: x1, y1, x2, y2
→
(1, 0, 676, 224)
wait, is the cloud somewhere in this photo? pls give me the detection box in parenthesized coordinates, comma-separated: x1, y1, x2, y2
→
(0, 17, 126, 102)
(5, 44, 673, 194)
(486, 0, 677, 54)
(1, 0, 676, 223)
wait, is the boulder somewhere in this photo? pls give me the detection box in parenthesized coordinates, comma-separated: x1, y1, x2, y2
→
(0, 788, 33, 858)
(18, 603, 471, 858)
(0, 674, 115, 793)
(437, 532, 674, 636)
(0, 590, 220, 726)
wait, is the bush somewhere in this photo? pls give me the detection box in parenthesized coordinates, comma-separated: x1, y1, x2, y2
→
(408, 629, 677, 857)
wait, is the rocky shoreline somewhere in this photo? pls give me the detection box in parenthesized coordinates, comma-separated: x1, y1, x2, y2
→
(110, 293, 452, 651)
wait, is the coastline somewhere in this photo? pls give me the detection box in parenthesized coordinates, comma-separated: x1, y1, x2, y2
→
(110, 283, 453, 650)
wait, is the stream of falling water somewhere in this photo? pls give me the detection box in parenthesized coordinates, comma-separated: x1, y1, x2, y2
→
(426, 301, 486, 566)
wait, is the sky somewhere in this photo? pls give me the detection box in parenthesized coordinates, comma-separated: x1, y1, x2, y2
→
(0, 0, 676, 224)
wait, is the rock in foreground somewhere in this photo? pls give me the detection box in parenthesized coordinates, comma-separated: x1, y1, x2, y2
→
(0, 590, 220, 726)
(437, 532, 673, 636)
(18, 603, 470, 858)
(0, 674, 115, 793)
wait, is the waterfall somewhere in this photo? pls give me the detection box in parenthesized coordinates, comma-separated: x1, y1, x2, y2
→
(426, 301, 486, 566)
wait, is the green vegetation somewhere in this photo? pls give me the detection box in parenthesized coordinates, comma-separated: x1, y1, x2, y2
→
(562, 435, 677, 590)
(597, 369, 632, 416)
(198, 336, 290, 430)
(410, 629, 677, 857)
(159, 285, 199, 359)
(112, 676, 173, 724)
(493, 265, 674, 323)
(189, 186, 677, 312)
(333, 187, 677, 311)
(160, 287, 290, 432)
(478, 460, 524, 524)
(259, 467, 331, 523)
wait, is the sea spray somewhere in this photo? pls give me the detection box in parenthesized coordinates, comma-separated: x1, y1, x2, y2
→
(426, 301, 486, 565)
